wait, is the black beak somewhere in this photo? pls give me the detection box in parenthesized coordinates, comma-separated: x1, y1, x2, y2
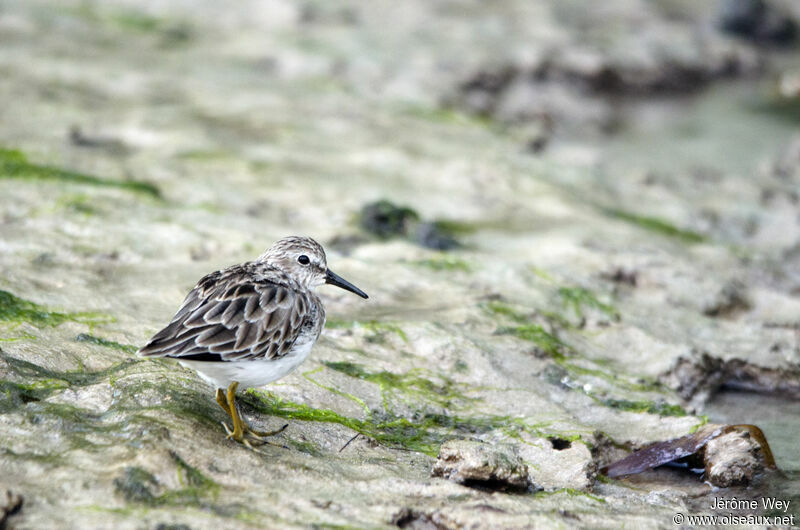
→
(325, 269, 368, 299)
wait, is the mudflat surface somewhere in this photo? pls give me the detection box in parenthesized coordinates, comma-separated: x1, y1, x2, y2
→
(1, 1, 799, 528)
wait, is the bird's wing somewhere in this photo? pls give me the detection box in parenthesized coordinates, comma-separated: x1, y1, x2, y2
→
(137, 273, 312, 362)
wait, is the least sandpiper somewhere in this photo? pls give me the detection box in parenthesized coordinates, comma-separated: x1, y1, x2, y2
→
(137, 236, 368, 447)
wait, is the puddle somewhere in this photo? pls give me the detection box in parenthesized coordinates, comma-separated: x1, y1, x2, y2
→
(704, 390, 800, 518)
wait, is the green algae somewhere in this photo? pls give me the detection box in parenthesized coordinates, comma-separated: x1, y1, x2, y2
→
(427, 219, 479, 236)
(0, 351, 203, 442)
(114, 467, 159, 503)
(600, 398, 687, 417)
(0, 148, 161, 198)
(0, 289, 111, 328)
(245, 389, 584, 457)
(325, 318, 408, 342)
(0, 379, 70, 412)
(114, 454, 218, 509)
(557, 287, 619, 320)
(176, 149, 235, 161)
(358, 200, 420, 239)
(245, 390, 442, 456)
(284, 437, 322, 457)
(0, 333, 36, 342)
(302, 365, 370, 414)
(322, 361, 468, 410)
(605, 208, 706, 243)
(562, 361, 661, 393)
(63, 4, 192, 45)
(0, 356, 221, 454)
(111, 11, 163, 32)
(486, 298, 669, 399)
(56, 193, 100, 216)
(111, 378, 221, 429)
(413, 255, 471, 272)
(497, 324, 568, 359)
(0, 350, 137, 388)
(76, 333, 138, 355)
(485, 299, 571, 330)
(399, 103, 495, 129)
(495, 314, 670, 402)
(534, 488, 607, 504)
(485, 300, 529, 323)
(356, 200, 463, 250)
(168, 450, 220, 496)
(497, 273, 619, 324)
(688, 415, 710, 433)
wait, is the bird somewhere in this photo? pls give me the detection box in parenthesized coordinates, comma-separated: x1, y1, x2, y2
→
(137, 236, 368, 447)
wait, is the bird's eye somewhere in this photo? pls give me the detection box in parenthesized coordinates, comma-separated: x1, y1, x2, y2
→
(297, 255, 310, 265)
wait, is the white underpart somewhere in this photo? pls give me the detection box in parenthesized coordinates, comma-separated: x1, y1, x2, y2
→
(178, 333, 317, 390)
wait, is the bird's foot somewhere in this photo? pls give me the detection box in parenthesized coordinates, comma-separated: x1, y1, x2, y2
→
(222, 421, 267, 451)
(220, 381, 288, 451)
(243, 422, 289, 440)
(222, 420, 287, 449)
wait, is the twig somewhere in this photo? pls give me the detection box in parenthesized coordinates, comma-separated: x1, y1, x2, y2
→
(339, 433, 360, 452)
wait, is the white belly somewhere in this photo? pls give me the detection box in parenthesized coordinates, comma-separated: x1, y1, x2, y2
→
(179, 339, 315, 390)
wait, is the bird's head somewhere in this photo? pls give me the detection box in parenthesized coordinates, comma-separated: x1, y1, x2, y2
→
(259, 236, 368, 298)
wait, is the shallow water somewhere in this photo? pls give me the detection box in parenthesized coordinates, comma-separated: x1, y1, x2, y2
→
(602, 80, 799, 177)
(705, 390, 800, 518)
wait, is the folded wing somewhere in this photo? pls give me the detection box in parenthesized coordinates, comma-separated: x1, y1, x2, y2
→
(138, 272, 309, 362)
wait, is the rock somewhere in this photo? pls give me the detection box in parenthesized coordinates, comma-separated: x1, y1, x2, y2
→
(720, 0, 770, 36)
(68, 126, 131, 155)
(718, 0, 797, 45)
(431, 440, 531, 491)
(358, 201, 462, 250)
(391, 508, 449, 530)
(515, 437, 595, 491)
(662, 352, 800, 405)
(768, 134, 800, 181)
(0, 490, 23, 529)
(702, 281, 751, 318)
(456, 65, 518, 115)
(113, 467, 160, 504)
(413, 222, 460, 251)
(450, 5, 767, 135)
(359, 200, 420, 239)
(703, 430, 764, 487)
(602, 424, 774, 486)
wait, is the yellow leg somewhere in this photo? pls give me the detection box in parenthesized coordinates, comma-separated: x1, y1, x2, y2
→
(215, 388, 231, 416)
(220, 382, 288, 448)
(223, 382, 246, 444)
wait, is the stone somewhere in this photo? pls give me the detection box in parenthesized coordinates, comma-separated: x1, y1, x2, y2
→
(703, 430, 764, 487)
(718, 0, 797, 45)
(431, 440, 531, 491)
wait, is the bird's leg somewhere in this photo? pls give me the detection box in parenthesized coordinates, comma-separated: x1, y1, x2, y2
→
(236, 402, 289, 440)
(222, 381, 250, 446)
(216, 387, 237, 437)
(221, 382, 287, 447)
(215, 388, 231, 416)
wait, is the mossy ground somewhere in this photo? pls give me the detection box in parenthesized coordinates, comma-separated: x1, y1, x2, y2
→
(2, 0, 797, 527)
(0, 148, 161, 198)
(0, 290, 110, 329)
(486, 295, 685, 419)
(325, 318, 408, 343)
(604, 208, 706, 244)
(244, 389, 583, 457)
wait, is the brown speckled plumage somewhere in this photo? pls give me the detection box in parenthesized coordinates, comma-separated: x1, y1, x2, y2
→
(137, 261, 324, 362)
